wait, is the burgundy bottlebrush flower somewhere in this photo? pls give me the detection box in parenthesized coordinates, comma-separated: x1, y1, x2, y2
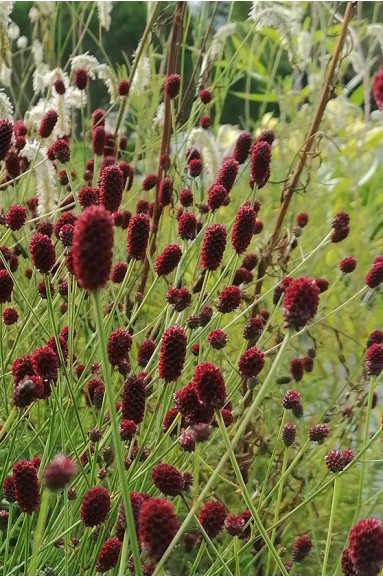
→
(296, 212, 309, 228)
(282, 390, 302, 417)
(199, 500, 226, 539)
(155, 244, 182, 276)
(118, 79, 130, 97)
(217, 285, 242, 313)
(0, 119, 13, 161)
(3, 476, 16, 503)
(178, 212, 197, 240)
(11, 354, 34, 384)
(179, 188, 193, 207)
(116, 493, 150, 540)
(290, 358, 304, 382)
(253, 219, 263, 234)
(233, 267, 253, 286)
(107, 329, 132, 367)
(142, 173, 157, 191)
(367, 330, 383, 348)
(72, 205, 114, 291)
(164, 73, 181, 98)
(282, 276, 320, 330)
(139, 498, 179, 562)
(243, 316, 264, 340)
(339, 256, 357, 274)
(201, 224, 227, 271)
(96, 538, 122, 572)
(0, 510, 9, 531)
(238, 346, 265, 378)
(189, 158, 202, 177)
(166, 287, 191, 311)
(111, 262, 127, 284)
(174, 381, 199, 415)
(225, 514, 245, 537)
(127, 213, 150, 260)
(32, 346, 58, 381)
(137, 339, 156, 367)
(232, 203, 257, 254)
(0, 270, 13, 303)
(13, 460, 39, 514)
(365, 260, 383, 289)
(207, 183, 227, 211)
(152, 464, 184, 496)
(50, 138, 70, 163)
(341, 549, 356, 576)
(6, 150, 21, 179)
(373, 65, 383, 109)
(78, 187, 99, 211)
(365, 343, 383, 376)
(3, 306, 18, 325)
(342, 449, 354, 467)
(331, 226, 350, 243)
(92, 126, 106, 156)
(309, 424, 329, 443)
(159, 325, 187, 382)
(249, 140, 271, 189)
(193, 362, 227, 409)
(242, 253, 258, 270)
(163, 407, 180, 433)
(199, 88, 212, 104)
(120, 419, 137, 441)
(99, 164, 124, 213)
(59, 223, 74, 247)
(74, 68, 88, 90)
(208, 329, 228, 349)
(283, 423, 296, 447)
(38, 279, 54, 299)
(179, 431, 196, 451)
(273, 276, 293, 305)
(6, 205, 27, 231)
(302, 356, 314, 372)
(325, 449, 347, 473)
(292, 535, 312, 562)
(37, 221, 54, 237)
(30, 233, 56, 274)
(315, 278, 329, 293)
(13, 375, 44, 407)
(233, 132, 252, 164)
(122, 374, 146, 424)
(159, 177, 173, 206)
(199, 115, 212, 129)
(43, 454, 76, 490)
(198, 305, 213, 327)
(81, 486, 110, 527)
(215, 157, 239, 193)
(348, 517, 383, 575)
(256, 130, 275, 145)
(92, 109, 105, 128)
(38, 110, 58, 138)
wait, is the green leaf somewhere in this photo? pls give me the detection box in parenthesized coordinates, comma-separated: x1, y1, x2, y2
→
(230, 90, 279, 102)
(349, 85, 365, 106)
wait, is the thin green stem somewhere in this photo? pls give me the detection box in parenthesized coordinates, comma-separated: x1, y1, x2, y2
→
(322, 475, 341, 575)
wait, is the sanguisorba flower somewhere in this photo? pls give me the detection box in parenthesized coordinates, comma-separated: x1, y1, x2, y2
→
(365, 258, 383, 289)
(231, 202, 257, 254)
(159, 325, 187, 382)
(127, 213, 150, 260)
(215, 157, 239, 193)
(347, 518, 383, 575)
(373, 65, 383, 109)
(233, 131, 252, 164)
(154, 244, 182, 276)
(201, 224, 227, 271)
(122, 374, 147, 424)
(96, 538, 122, 572)
(238, 346, 265, 379)
(107, 329, 132, 367)
(30, 232, 56, 274)
(178, 212, 197, 240)
(0, 119, 13, 161)
(99, 163, 124, 213)
(13, 460, 40, 514)
(43, 454, 77, 490)
(72, 205, 114, 291)
(164, 73, 181, 99)
(32, 346, 58, 381)
(249, 140, 271, 189)
(0, 270, 13, 303)
(81, 486, 111, 527)
(193, 361, 227, 409)
(92, 126, 106, 156)
(199, 500, 226, 539)
(139, 497, 179, 562)
(365, 343, 383, 376)
(152, 463, 185, 496)
(282, 276, 319, 331)
(292, 535, 312, 562)
(38, 110, 58, 139)
(216, 285, 242, 313)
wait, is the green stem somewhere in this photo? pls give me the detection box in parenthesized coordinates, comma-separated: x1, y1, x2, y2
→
(29, 490, 51, 575)
(322, 475, 341, 575)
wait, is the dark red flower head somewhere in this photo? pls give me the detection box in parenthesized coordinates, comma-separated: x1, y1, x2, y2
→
(215, 157, 238, 193)
(179, 188, 193, 207)
(3, 306, 18, 325)
(199, 115, 212, 129)
(199, 500, 226, 539)
(233, 131, 252, 164)
(13, 374, 44, 407)
(152, 463, 184, 496)
(249, 140, 271, 189)
(208, 329, 228, 349)
(30, 233, 56, 274)
(296, 212, 308, 228)
(159, 177, 173, 206)
(201, 224, 227, 271)
(127, 213, 150, 260)
(256, 130, 275, 145)
(13, 460, 40, 514)
(365, 259, 383, 289)
(166, 287, 191, 311)
(290, 357, 304, 382)
(80, 486, 111, 527)
(193, 361, 227, 409)
(0, 119, 13, 161)
(155, 244, 182, 276)
(39, 110, 58, 138)
(137, 339, 156, 367)
(339, 256, 357, 274)
(217, 285, 242, 313)
(118, 79, 130, 97)
(292, 535, 312, 562)
(365, 343, 383, 376)
(348, 517, 383, 575)
(325, 449, 352, 473)
(282, 276, 319, 330)
(225, 514, 246, 537)
(164, 73, 181, 99)
(178, 212, 197, 240)
(74, 68, 88, 90)
(32, 346, 58, 381)
(44, 454, 77, 490)
(72, 205, 114, 291)
(0, 270, 13, 303)
(92, 126, 106, 156)
(238, 346, 265, 378)
(273, 276, 293, 304)
(199, 88, 212, 104)
(231, 202, 257, 254)
(3, 476, 16, 503)
(282, 389, 302, 417)
(99, 164, 124, 213)
(367, 330, 383, 348)
(373, 65, 383, 109)
(308, 423, 329, 443)
(50, 138, 70, 163)
(283, 423, 296, 447)
(207, 183, 227, 211)
(243, 316, 264, 340)
(6, 205, 27, 231)
(107, 329, 132, 367)
(139, 498, 179, 562)
(122, 374, 147, 424)
(96, 538, 122, 572)
(242, 253, 258, 271)
(159, 325, 187, 382)
(142, 173, 157, 191)
(120, 419, 137, 441)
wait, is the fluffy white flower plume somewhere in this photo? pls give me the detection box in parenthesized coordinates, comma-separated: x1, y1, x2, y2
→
(0, 89, 13, 119)
(152, 102, 165, 130)
(188, 128, 221, 185)
(71, 52, 99, 78)
(97, 1, 113, 31)
(16, 35, 28, 49)
(32, 40, 43, 67)
(201, 23, 236, 79)
(0, 1, 14, 26)
(22, 141, 58, 217)
(0, 64, 11, 87)
(131, 42, 150, 96)
(96, 63, 116, 103)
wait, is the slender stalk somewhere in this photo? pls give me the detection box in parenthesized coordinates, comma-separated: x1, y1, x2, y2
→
(322, 475, 341, 575)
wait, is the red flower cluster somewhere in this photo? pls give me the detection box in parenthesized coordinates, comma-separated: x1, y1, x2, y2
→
(199, 500, 226, 538)
(193, 361, 227, 409)
(249, 140, 271, 189)
(201, 224, 227, 271)
(122, 374, 147, 424)
(13, 460, 40, 514)
(346, 518, 383, 575)
(127, 213, 150, 260)
(80, 486, 111, 527)
(231, 202, 257, 254)
(99, 164, 124, 213)
(152, 463, 185, 496)
(139, 498, 179, 562)
(282, 276, 319, 330)
(155, 244, 182, 276)
(108, 329, 132, 367)
(159, 326, 187, 382)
